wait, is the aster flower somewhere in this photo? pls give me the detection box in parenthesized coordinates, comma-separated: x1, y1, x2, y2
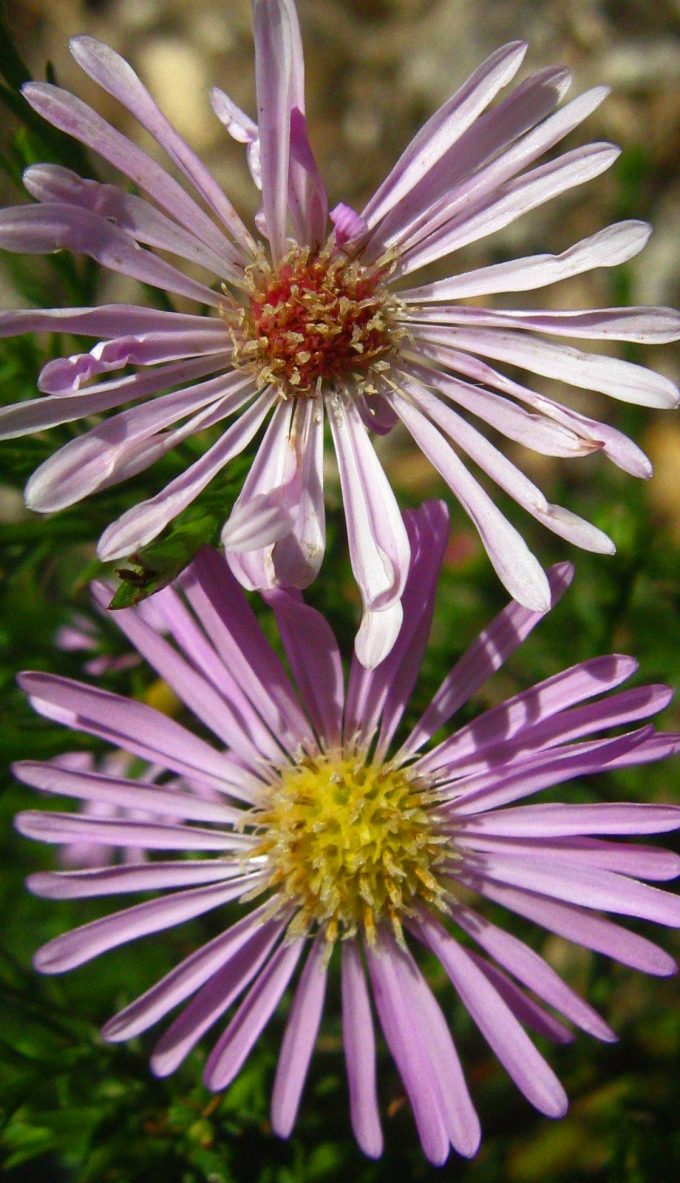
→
(1, 2, 679, 667)
(15, 502, 680, 1165)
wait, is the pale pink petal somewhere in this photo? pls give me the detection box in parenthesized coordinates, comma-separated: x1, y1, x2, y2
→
(327, 396, 410, 614)
(38, 328, 228, 395)
(0, 204, 222, 307)
(289, 106, 328, 250)
(375, 65, 577, 253)
(413, 324, 679, 408)
(96, 389, 277, 560)
(388, 386, 551, 611)
(0, 355, 224, 441)
(399, 144, 620, 275)
(23, 164, 233, 277)
(406, 303, 680, 344)
(253, 0, 295, 260)
(22, 81, 239, 266)
(412, 339, 654, 478)
(354, 601, 404, 671)
(400, 221, 651, 302)
(220, 494, 294, 553)
(69, 36, 253, 253)
(25, 372, 250, 512)
(362, 41, 528, 228)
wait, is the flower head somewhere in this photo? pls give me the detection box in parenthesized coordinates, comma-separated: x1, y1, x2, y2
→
(1, 0, 679, 664)
(15, 502, 680, 1164)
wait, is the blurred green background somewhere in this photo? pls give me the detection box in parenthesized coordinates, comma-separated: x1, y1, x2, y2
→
(1, 1, 680, 1181)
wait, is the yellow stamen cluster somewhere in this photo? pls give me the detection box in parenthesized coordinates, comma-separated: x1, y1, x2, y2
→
(251, 752, 451, 948)
(223, 247, 405, 398)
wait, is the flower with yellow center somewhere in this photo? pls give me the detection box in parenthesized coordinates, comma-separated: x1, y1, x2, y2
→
(253, 751, 449, 948)
(16, 508, 680, 1164)
(1, 0, 679, 671)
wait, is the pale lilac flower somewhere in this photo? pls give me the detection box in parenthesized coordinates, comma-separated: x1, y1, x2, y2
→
(15, 502, 680, 1164)
(1, 0, 679, 666)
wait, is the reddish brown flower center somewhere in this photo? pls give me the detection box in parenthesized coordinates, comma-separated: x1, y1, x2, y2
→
(225, 247, 404, 397)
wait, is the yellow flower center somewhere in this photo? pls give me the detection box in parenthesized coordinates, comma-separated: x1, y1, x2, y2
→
(251, 752, 451, 947)
(224, 247, 405, 398)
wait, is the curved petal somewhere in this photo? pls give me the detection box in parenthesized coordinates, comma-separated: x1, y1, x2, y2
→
(69, 36, 254, 253)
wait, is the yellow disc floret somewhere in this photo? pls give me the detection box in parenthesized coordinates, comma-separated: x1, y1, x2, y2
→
(251, 752, 451, 948)
(223, 246, 405, 399)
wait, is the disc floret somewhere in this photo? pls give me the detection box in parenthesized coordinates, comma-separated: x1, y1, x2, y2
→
(224, 246, 406, 398)
(252, 751, 451, 947)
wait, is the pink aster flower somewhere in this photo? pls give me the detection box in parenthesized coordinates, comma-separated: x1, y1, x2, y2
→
(14, 502, 680, 1164)
(1, 1, 679, 665)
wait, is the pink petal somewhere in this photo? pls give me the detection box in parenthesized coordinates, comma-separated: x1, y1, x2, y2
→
(18, 672, 242, 794)
(13, 758, 241, 823)
(478, 879, 677, 976)
(399, 561, 573, 758)
(203, 937, 304, 1090)
(103, 903, 277, 1041)
(341, 941, 383, 1159)
(32, 878, 257, 973)
(271, 933, 328, 1137)
(265, 589, 344, 746)
(151, 919, 286, 1076)
(414, 912, 569, 1115)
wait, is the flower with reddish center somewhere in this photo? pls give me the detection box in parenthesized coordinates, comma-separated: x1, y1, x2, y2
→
(14, 503, 680, 1164)
(1, 0, 679, 664)
(229, 247, 404, 396)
